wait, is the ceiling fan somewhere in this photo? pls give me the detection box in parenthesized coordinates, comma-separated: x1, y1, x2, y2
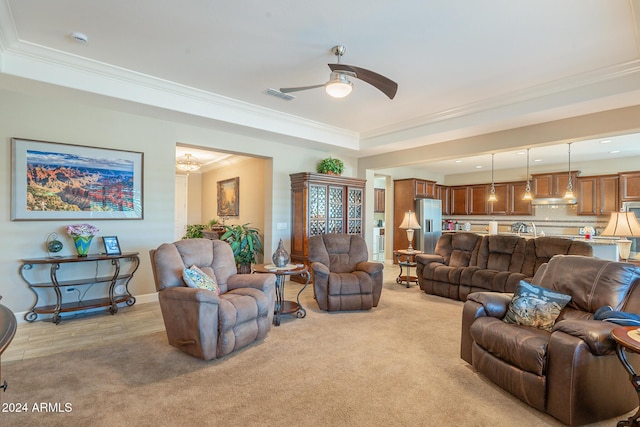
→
(279, 45, 398, 100)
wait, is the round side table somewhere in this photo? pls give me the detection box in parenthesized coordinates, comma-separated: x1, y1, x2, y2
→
(611, 326, 640, 427)
(253, 263, 310, 326)
(394, 249, 423, 288)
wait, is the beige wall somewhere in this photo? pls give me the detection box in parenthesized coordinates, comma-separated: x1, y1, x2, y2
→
(0, 87, 357, 314)
(198, 157, 268, 262)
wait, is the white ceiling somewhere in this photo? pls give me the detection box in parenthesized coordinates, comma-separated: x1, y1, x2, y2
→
(2, 0, 640, 174)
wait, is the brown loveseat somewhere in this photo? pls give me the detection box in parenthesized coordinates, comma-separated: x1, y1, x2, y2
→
(461, 255, 640, 426)
(415, 233, 592, 301)
(150, 239, 276, 361)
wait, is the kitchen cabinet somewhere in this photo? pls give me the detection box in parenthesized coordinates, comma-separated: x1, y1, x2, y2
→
(489, 182, 533, 216)
(468, 185, 489, 215)
(532, 171, 579, 198)
(374, 188, 385, 213)
(488, 183, 509, 215)
(450, 186, 468, 216)
(577, 175, 619, 216)
(619, 172, 640, 202)
(436, 185, 450, 215)
(449, 185, 489, 215)
(415, 179, 437, 198)
(509, 181, 533, 215)
(290, 172, 365, 282)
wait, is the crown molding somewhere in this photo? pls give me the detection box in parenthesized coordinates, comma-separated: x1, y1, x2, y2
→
(0, 25, 360, 151)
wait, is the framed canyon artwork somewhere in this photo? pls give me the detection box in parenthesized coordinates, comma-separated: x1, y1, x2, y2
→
(11, 138, 144, 220)
(217, 177, 239, 217)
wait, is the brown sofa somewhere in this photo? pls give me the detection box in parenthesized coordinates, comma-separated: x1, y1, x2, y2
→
(149, 238, 276, 361)
(461, 255, 640, 426)
(415, 233, 592, 301)
(308, 234, 384, 311)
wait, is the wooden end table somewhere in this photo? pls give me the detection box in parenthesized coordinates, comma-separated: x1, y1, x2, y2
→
(611, 326, 640, 427)
(253, 263, 310, 326)
(394, 249, 423, 288)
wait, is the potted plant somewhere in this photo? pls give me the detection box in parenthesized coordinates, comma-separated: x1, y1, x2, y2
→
(317, 157, 344, 176)
(182, 224, 207, 239)
(220, 223, 263, 274)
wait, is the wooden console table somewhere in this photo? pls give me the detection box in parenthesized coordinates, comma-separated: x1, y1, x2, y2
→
(19, 252, 139, 324)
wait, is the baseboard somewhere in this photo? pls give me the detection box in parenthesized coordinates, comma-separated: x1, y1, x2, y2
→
(13, 292, 159, 324)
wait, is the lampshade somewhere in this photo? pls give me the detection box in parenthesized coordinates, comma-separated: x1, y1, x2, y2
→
(176, 153, 201, 173)
(601, 212, 640, 237)
(324, 73, 353, 98)
(399, 210, 420, 252)
(600, 211, 640, 261)
(399, 211, 421, 229)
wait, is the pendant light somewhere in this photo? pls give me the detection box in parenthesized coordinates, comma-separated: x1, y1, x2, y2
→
(488, 153, 497, 202)
(563, 143, 574, 199)
(522, 148, 532, 200)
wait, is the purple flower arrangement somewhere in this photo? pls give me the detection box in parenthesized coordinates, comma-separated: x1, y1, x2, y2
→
(65, 223, 99, 237)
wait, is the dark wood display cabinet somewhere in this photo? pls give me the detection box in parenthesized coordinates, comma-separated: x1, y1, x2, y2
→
(290, 172, 365, 283)
(19, 252, 139, 324)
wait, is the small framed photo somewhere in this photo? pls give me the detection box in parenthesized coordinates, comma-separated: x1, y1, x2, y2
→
(102, 236, 122, 255)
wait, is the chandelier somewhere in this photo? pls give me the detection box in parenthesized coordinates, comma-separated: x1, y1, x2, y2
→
(176, 153, 201, 173)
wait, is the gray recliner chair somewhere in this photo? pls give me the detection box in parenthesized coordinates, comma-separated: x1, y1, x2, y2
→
(308, 234, 384, 311)
(149, 238, 275, 361)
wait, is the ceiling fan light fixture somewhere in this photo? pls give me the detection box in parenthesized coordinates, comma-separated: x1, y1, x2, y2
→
(324, 73, 353, 98)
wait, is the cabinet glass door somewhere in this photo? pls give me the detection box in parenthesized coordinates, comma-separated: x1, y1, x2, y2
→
(347, 187, 363, 235)
(328, 185, 344, 233)
(309, 184, 327, 235)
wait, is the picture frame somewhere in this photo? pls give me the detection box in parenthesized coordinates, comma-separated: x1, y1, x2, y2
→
(102, 236, 122, 256)
(217, 177, 239, 216)
(11, 138, 144, 220)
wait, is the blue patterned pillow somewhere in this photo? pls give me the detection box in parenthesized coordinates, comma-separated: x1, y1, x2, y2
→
(503, 280, 571, 331)
(182, 265, 220, 295)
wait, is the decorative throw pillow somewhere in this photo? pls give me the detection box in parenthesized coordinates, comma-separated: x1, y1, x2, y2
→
(182, 265, 220, 295)
(503, 280, 571, 331)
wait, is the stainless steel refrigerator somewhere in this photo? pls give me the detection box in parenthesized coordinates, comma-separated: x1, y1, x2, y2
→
(415, 198, 442, 254)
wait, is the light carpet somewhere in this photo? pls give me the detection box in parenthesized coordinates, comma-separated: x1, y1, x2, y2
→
(1, 278, 629, 426)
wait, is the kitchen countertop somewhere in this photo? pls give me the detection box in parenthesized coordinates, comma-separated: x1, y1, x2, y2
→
(442, 230, 620, 245)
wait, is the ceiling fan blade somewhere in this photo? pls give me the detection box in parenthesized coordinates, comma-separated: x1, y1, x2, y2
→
(328, 64, 398, 99)
(279, 84, 325, 94)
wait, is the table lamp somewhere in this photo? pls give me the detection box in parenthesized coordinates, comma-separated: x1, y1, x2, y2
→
(399, 210, 421, 252)
(601, 211, 640, 261)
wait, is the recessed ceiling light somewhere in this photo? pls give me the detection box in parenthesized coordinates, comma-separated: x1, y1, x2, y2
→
(533, 159, 543, 162)
(609, 150, 621, 154)
(475, 165, 483, 169)
(455, 160, 463, 163)
(599, 140, 611, 144)
(516, 151, 525, 155)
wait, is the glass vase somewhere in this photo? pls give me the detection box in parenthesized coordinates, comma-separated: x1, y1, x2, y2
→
(73, 235, 94, 257)
(272, 239, 290, 268)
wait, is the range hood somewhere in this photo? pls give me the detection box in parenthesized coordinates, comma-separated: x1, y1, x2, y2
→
(531, 197, 577, 206)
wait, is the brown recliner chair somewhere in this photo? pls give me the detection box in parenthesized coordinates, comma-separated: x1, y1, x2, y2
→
(461, 255, 640, 426)
(149, 238, 276, 361)
(308, 234, 383, 311)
